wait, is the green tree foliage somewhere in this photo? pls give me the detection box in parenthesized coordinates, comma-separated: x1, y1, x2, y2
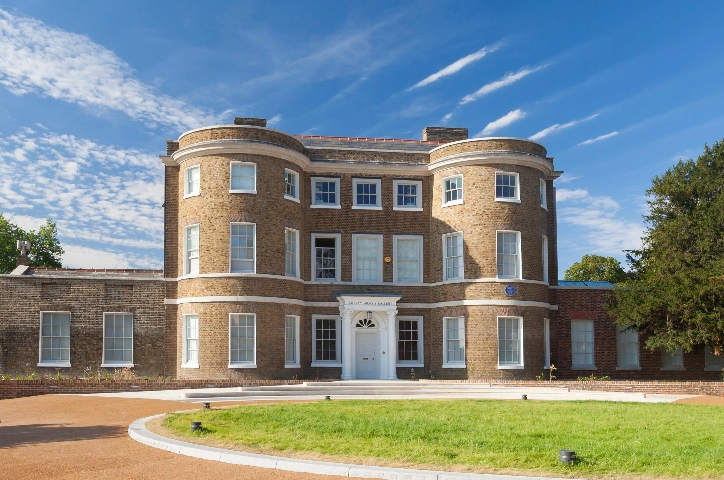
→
(564, 254, 628, 285)
(0, 213, 63, 273)
(609, 140, 724, 354)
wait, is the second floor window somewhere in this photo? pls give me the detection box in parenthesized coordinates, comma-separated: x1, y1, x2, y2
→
(394, 180, 422, 210)
(230, 223, 255, 273)
(230, 162, 256, 193)
(311, 177, 340, 208)
(285, 228, 299, 277)
(352, 178, 381, 209)
(442, 175, 463, 206)
(284, 169, 299, 201)
(496, 172, 519, 201)
(443, 232, 464, 281)
(312, 234, 340, 281)
(184, 165, 200, 197)
(497, 231, 520, 279)
(185, 225, 199, 275)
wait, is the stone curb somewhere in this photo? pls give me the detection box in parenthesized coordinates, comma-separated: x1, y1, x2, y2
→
(128, 414, 587, 480)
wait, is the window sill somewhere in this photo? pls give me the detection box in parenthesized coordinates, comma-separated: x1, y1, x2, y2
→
(38, 362, 71, 368)
(181, 363, 199, 369)
(393, 206, 423, 212)
(183, 192, 200, 199)
(616, 366, 642, 371)
(496, 276, 521, 281)
(397, 363, 424, 368)
(228, 364, 257, 369)
(351, 205, 382, 210)
(285, 273, 300, 279)
(311, 362, 342, 368)
(101, 363, 134, 368)
(443, 277, 465, 282)
(442, 364, 466, 369)
(311, 278, 340, 283)
(498, 364, 524, 370)
(229, 189, 257, 194)
(541, 205, 548, 211)
(704, 366, 724, 371)
(571, 366, 597, 370)
(284, 195, 300, 203)
(285, 364, 301, 369)
(495, 198, 521, 203)
(230, 270, 256, 274)
(660, 366, 685, 371)
(442, 200, 463, 208)
(310, 204, 341, 209)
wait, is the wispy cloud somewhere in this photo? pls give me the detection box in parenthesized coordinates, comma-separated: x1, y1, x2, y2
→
(577, 131, 618, 146)
(555, 173, 582, 184)
(0, 9, 222, 131)
(62, 244, 161, 269)
(460, 65, 547, 105)
(441, 112, 454, 124)
(478, 109, 526, 136)
(529, 114, 598, 141)
(267, 114, 282, 127)
(408, 44, 501, 90)
(557, 188, 643, 255)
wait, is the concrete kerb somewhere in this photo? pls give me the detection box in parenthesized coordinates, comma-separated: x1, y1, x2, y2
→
(128, 414, 588, 480)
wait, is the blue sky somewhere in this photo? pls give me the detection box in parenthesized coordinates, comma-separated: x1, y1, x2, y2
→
(1, 1, 724, 276)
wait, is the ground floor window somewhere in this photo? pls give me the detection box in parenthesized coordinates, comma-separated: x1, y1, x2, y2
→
(661, 346, 684, 370)
(229, 314, 256, 367)
(498, 316, 523, 368)
(102, 313, 133, 367)
(705, 347, 724, 371)
(312, 315, 341, 366)
(182, 314, 199, 368)
(397, 316, 423, 367)
(285, 315, 300, 367)
(443, 317, 465, 368)
(616, 326, 639, 369)
(571, 319, 595, 369)
(39, 311, 71, 367)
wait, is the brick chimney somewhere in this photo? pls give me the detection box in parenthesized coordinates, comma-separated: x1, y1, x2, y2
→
(165, 140, 180, 155)
(234, 117, 267, 128)
(422, 126, 468, 143)
(16, 240, 30, 267)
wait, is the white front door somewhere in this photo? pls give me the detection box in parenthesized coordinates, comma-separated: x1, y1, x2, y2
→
(355, 332, 378, 379)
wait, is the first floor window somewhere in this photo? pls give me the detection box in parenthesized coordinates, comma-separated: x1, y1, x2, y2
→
(571, 319, 594, 368)
(312, 234, 340, 281)
(285, 228, 299, 277)
(353, 234, 382, 282)
(183, 314, 199, 367)
(285, 315, 300, 367)
(393, 179, 422, 210)
(661, 346, 683, 370)
(442, 175, 463, 206)
(102, 313, 133, 366)
(230, 223, 255, 273)
(542, 235, 549, 283)
(498, 317, 523, 367)
(284, 169, 299, 201)
(311, 177, 340, 207)
(394, 235, 422, 283)
(496, 172, 519, 201)
(352, 178, 381, 209)
(616, 326, 639, 369)
(397, 317, 423, 366)
(230, 162, 256, 193)
(312, 315, 341, 365)
(443, 232, 464, 281)
(497, 231, 520, 279)
(443, 317, 465, 367)
(184, 165, 200, 197)
(185, 225, 199, 275)
(229, 314, 256, 366)
(705, 347, 724, 371)
(39, 312, 70, 366)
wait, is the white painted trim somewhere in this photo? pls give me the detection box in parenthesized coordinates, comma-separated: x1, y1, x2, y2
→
(352, 178, 382, 209)
(540, 178, 548, 210)
(284, 228, 301, 279)
(184, 224, 200, 276)
(428, 151, 553, 176)
(229, 313, 256, 368)
(183, 164, 200, 197)
(393, 235, 423, 284)
(441, 173, 463, 208)
(102, 312, 133, 367)
(497, 316, 524, 369)
(310, 177, 340, 208)
(392, 179, 423, 210)
(396, 315, 424, 367)
(284, 168, 300, 202)
(352, 234, 383, 283)
(399, 299, 552, 309)
(285, 315, 301, 367)
(351, 206, 383, 210)
(229, 161, 257, 194)
(392, 207, 423, 212)
(428, 136, 547, 155)
(172, 140, 308, 171)
(101, 363, 134, 368)
(571, 319, 595, 370)
(229, 222, 256, 274)
(496, 230, 522, 281)
(39, 311, 71, 367)
(442, 231, 464, 281)
(312, 314, 342, 366)
(38, 362, 71, 368)
(182, 314, 199, 368)
(176, 272, 304, 282)
(495, 171, 520, 202)
(311, 363, 343, 368)
(168, 275, 548, 285)
(311, 233, 341, 282)
(544, 317, 550, 369)
(542, 235, 549, 284)
(442, 316, 466, 368)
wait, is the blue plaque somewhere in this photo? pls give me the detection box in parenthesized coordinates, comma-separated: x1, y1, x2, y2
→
(505, 285, 516, 296)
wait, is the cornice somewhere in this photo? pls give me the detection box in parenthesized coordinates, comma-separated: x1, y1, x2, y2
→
(428, 151, 554, 175)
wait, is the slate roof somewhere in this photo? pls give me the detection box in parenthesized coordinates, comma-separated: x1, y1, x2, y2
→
(297, 136, 439, 153)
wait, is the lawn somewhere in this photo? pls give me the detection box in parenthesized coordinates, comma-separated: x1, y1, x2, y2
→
(163, 400, 724, 478)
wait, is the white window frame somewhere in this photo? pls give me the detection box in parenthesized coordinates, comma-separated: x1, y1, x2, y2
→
(571, 319, 595, 369)
(352, 178, 382, 210)
(442, 316, 466, 368)
(442, 174, 464, 207)
(393, 179, 423, 211)
(184, 224, 199, 276)
(311, 177, 341, 209)
(285, 315, 301, 368)
(183, 165, 200, 198)
(229, 313, 256, 368)
(284, 168, 300, 202)
(229, 222, 256, 274)
(543, 318, 550, 369)
(542, 235, 549, 283)
(182, 314, 199, 368)
(704, 347, 724, 371)
(311, 314, 342, 367)
(393, 235, 423, 283)
(101, 312, 134, 368)
(495, 171, 520, 203)
(498, 316, 524, 369)
(661, 346, 684, 371)
(397, 316, 424, 367)
(352, 234, 383, 283)
(285, 228, 300, 278)
(496, 230, 522, 280)
(442, 232, 464, 281)
(616, 326, 640, 370)
(540, 178, 547, 210)
(311, 233, 341, 282)
(38, 311, 71, 368)
(229, 161, 257, 194)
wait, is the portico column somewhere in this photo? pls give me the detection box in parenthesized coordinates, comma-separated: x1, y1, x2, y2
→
(341, 308, 354, 380)
(386, 309, 398, 380)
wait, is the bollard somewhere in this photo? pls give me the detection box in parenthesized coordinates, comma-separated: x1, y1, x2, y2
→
(191, 421, 202, 432)
(559, 449, 576, 465)
(325, 395, 331, 401)
(521, 394, 528, 400)
(202, 402, 211, 409)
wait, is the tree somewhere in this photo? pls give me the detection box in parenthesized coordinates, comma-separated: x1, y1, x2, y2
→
(0, 213, 64, 273)
(609, 140, 724, 354)
(564, 254, 628, 285)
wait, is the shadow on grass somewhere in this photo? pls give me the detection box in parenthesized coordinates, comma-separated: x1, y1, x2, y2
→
(0, 423, 125, 448)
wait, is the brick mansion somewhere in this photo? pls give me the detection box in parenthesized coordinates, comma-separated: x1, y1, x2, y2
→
(0, 118, 721, 380)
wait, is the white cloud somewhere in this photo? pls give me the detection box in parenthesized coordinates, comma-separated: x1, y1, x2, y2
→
(62, 244, 161, 269)
(577, 131, 618, 146)
(557, 188, 643, 255)
(460, 65, 547, 105)
(529, 114, 598, 141)
(555, 173, 582, 184)
(441, 113, 453, 124)
(267, 114, 282, 127)
(0, 9, 222, 131)
(408, 44, 501, 90)
(477, 109, 526, 136)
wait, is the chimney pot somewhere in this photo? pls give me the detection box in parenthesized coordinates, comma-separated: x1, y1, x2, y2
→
(422, 126, 468, 143)
(234, 117, 267, 128)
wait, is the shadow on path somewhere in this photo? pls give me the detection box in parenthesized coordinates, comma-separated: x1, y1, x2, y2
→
(0, 423, 124, 448)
